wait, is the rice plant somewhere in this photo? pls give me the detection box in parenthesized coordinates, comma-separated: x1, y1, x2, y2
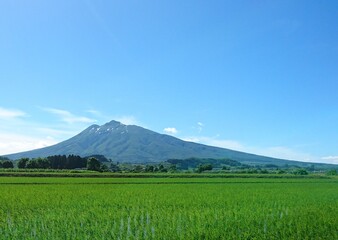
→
(0, 177, 336, 239)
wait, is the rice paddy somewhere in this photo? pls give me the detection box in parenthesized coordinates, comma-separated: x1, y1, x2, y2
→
(0, 176, 337, 239)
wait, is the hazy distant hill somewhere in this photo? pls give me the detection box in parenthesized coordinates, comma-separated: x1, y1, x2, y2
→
(3, 120, 334, 168)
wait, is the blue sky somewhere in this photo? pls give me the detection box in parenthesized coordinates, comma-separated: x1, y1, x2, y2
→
(1, 0, 337, 164)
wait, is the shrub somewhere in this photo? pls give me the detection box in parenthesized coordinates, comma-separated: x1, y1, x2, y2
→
(87, 157, 101, 171)
(326, 169, 337, 176)
(293, 169, 308, 175)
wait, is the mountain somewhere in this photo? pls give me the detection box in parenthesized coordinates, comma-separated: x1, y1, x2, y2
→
(3, 120, 332, 167)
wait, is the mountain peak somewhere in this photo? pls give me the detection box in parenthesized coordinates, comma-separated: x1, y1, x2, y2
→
(103, 120, 124, 127)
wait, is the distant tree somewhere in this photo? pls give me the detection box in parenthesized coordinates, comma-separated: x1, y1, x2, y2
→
(67, 155, 87, 169)
(26, 159, 38, 169)
(25, 158, 50, 169)
(132, 165, 143, 173)
(37, 158, 50, 169)
(2, 160, 14, 169)
(326, 169, 337, 176)
(48, 155, 62, 169)
(87, 157, 101, 171)
(168, 164, 177, 172)
(17, 158, 29, 168)
(167, 157, 241, 170)
(47, 155, 87, 169)
(196, 164, 213, 173)
(145, 165, 154, 172)
(60, 155, 68, 168)
(277, 169, 286, 174)
(158, 164, 168, 172)
(110, 163, 120, 172)
(293, 169, 308, 175)
(100, 164, 109, 172)
(0, 161, 3, 168)
(85, 155, 109, 163)
(264, 164, 278, 169)
(196, 165, 202, 173)
(307, 164, 315, 172)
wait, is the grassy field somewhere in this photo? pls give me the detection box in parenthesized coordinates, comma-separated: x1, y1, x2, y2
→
(0, 176, 337, 239)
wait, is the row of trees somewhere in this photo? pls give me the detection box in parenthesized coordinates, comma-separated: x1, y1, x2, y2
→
(196, 164, 213, 173)
(17, 155, 88, 169)
(167, 157, 240, 170)
(125, 164, 177, 173)
(0, 160, 14, 168)
(1, 155, 337, 175)
(0, 155, 104, 172)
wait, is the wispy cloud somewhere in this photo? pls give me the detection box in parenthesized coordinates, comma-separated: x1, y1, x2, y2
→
(321, 156, 338, 164)
(180, 135, 322, 163)
(164, 127, 178, 135)
(42, 107, 96, 124)
(86, 110, 140, 126)
(0, 132, 57, 155)
(183, 136, 243, 151)
(252, 146, 315, 162)
(197, 122, 204, 133)
(0, 107, 26, 119)
(114, 116, 139, 125)
(35, 127, 78, 137)
(86, 109, 102, 116)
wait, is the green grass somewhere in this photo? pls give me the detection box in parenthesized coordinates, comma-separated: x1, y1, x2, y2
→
(0, 169, 332, 179)
(0, 177, 337, 239)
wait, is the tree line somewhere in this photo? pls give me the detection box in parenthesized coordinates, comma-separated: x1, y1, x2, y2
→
(167, 157, 241, 170)
(0, 155, 104, 171)
(0, 160, 14, 168)
(17, 155, 88, 169)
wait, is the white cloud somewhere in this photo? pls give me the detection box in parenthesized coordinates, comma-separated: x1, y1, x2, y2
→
(86, 109, 102, 116)
(0, 107, 26, 119)
(183, 136, 244, 151)
(0, 132, 57, 155)
(35, 127, 77, 137)
(42, 107, 96, 124)
(321, 156, 338, 164)
(164, 127, 178, 135)
(86, 110, 140, 126)
(180, 135, 328, 163)
(252, 146, 315, 162)
(197, 122, 204, 133)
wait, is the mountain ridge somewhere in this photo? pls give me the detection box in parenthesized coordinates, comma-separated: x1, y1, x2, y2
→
(3, 120, 333, 167)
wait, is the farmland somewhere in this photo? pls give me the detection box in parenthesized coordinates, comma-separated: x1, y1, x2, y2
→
(0, 176, 337, 239)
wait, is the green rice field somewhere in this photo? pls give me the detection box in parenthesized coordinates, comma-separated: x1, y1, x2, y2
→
(0, 176, 337, 239)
